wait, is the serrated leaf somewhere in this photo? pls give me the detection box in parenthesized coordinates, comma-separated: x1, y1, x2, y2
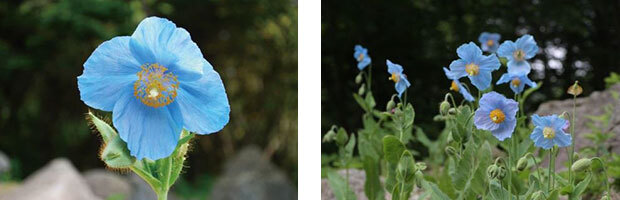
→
(453, 141, 491, 199)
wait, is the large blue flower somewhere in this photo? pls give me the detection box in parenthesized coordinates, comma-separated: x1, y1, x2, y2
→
(478, 32, 501, 53)
(386, 60, 410, 98)
(474, 92, 518, 141)
(78, 17, 230, 160)
(496, 72, 537, 94)
(530, 114, 571, 149)
(497, 34, 538, 76)
(448, 42, 500, 91)
(443, 67, 474, 102)
(354, 45, 371, 70)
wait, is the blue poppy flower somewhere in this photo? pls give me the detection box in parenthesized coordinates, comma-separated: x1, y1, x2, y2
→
(497, 34, 539, 76)
(354, 45, 371, 70)
(386, 60, 410, 98)
(478, 32, 501, 53)
(473, 92, 518, 141)
(448, 42, 500, 91)
(496, 73, 537, 94)
(530, 114, 571, 149)
(443, 67, 475, 102)
(77, 17, 230, 160)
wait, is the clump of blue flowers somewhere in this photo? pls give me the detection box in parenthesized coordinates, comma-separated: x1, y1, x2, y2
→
(78, 16, 230, 200)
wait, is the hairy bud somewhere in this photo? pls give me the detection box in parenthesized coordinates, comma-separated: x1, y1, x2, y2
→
(355, 73, 363, 84)
(571, 158, 592, 172)
(445, 146, 457, 157)
(487, 165, 498, 179)
(567, 81, 583, 96)
(386, 99, 396, 111)
(358, 84, 366, 95)
(516, 156, 528, 171)
(447, 108, 457, 115)
(439, 100, 450, 116)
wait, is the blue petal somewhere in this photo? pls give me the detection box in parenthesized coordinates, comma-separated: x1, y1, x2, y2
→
(358, 57, 371, 70)
(515, 35, 538, 59)
(458, 84, 475, 102)
(478, 32, 490, 43)
(474, 107, 499, 131)
(507, 60, 531, 76)
(395, 75, 410, 98)
(448, 59, 468, 78)
(113, 91, 184, 160)
(176, 64, 230, 134)
(497, 41, 517, 60)
(78, 36, 140, 111)
(522, 75, 537, 88)
(496, 73, 512, 84)
(553, 132, 571, 147)
(443, 67, 457, 79)
(531, 114, 544, 127)
(530, 127, 552, 149)
(492, 117, 516, 141)
(457, 42, 482, 62)
(477, 54, 500, 72)
(501, 99, 519, 121)
(131, 16, 203, 81)
(386, 59, 403, 74)
(468, 70, 492, 91)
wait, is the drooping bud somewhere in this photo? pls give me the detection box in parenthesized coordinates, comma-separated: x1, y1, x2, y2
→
(358, 83, 366, 95)
(487, 165, 498, 179)
(100, 136, 136, 169)
(415, 162, 427, 171)
(571, 158, 592, 172)
(445, 146, 457, 157)
(386, 98, 396, 111)
(439, 100, 450, 116)
(355, 73, 363, 84)
(335, 128, 349, 146)
(516, 156, 528, 171)
(567, 81, 583, 96)
(496, 166, 506, 179)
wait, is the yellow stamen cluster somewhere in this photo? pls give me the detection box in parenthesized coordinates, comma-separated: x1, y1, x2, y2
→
(465, 63, 479, 76)
(513, 49, 525, 61)
(389, 72, 400, 83)
(543, 127, 556, 139)
(450, 81, 459, 92)
(133, 63, 179, 108)
(511, 78, 521, 87)
(489, 109, 505, 124)
(486, 40, 494, 47)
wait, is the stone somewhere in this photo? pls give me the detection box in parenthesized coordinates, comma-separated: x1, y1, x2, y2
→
(535, 83, 620, 169)
(0, 158, 101, 200)
(0, 151, 9, 174)
(209, 146, 297, 200)
(321, 169, 421, 200)
(83, 169, 132, 199)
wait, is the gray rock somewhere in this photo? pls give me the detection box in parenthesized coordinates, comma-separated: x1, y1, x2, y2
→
(0, 151, 9, 174)
(321, 169, 422, 200)
(83, 169, 132, 199)
(535, 83, 620, 169)
(0, 158, 101, 200)
(209, 146, 297, 200)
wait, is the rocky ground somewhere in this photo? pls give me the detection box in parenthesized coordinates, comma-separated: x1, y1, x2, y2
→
(0, 146, 296, 200)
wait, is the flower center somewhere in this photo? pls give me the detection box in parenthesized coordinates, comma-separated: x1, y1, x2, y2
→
(357, 53, 364, 62)
(486, 40, 494, 47)
(513, 49, 525, 61)
(489, 109, 505, 124)
(133, 63, 179, 108)
(450, 81, 459, 92)
(465, 63, 479, 76)
(389, 72, 400, 83)
(511, 78, 521, 87)
(543, 127, 555, 139)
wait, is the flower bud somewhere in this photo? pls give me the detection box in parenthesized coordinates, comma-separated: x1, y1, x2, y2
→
(322, 127, 337, 143)
(446, 132, 454, 144)
(439, 100, 450, 116)
(516, 156, 528, 171)
(567, 81, 583, 96)
(358, 83, 366, 95)
(355, 73, 363, 84)
(386, 99, 396, 111)
(496, 166, 506, 179)
(445, 146, 457, 157)
(415, 162, 427, 171)
(531, 191, 544, 200)
(100, 136, 136, 169)
(414, 170, 424, 186)
(571, 158, 592, 172)
(487, 165, 498, 179)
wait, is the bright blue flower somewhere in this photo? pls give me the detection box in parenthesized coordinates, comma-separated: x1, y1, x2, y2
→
(497, 34, 539, 76)
(530, 114, 571, 149)
(354, 45, 371, 70)
(386, 60, 410, 98)
(78, 17, 230, 160)
(443, 67, 475, 102)
(473, 92, 518, 141)
(478, 32, 501, 53)
(496, 73, 537, 94)
(448, 42, 500, 91)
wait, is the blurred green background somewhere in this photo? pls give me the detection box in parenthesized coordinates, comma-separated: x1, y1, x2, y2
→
(0, 0, 297, 195)
(322, 0, 619, 155)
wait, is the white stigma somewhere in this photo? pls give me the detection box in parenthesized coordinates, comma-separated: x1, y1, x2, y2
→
(148, 88, 159, 99)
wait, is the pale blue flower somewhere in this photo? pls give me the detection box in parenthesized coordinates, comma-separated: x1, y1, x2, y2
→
(78, 17, 230, 160)
(448, 42, 500, 91)
(473, 92, 518, 141)
(354, 45, 371, 70)
(497, 34, 539, 76)
(386, 60, 410, 98)
(478, 32, 501, 53)
(530, 114, 571, 149)
(443, 67, 474, 102)
(496, 73, 537, 94)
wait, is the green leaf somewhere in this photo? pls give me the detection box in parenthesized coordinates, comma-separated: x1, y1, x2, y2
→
(327, 170, 357, 200)
(489, 179, 513, 200)
(397, 151, 415, 183)
(336, 128, 349, 146)
(344, 134, 356, 161)
(358, 136, 384, 200)
(546, 190, 559, 200)
(452, 141, 492, 199)
(569, 172, 591, 200)
(365, 92, 376, 110)
(420, 179, 451, 200)
(383, 135, 405, 164)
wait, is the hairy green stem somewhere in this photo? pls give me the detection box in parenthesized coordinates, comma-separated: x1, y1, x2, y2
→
(592, 157, 611, 198)
(569, 95, 576, 186)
